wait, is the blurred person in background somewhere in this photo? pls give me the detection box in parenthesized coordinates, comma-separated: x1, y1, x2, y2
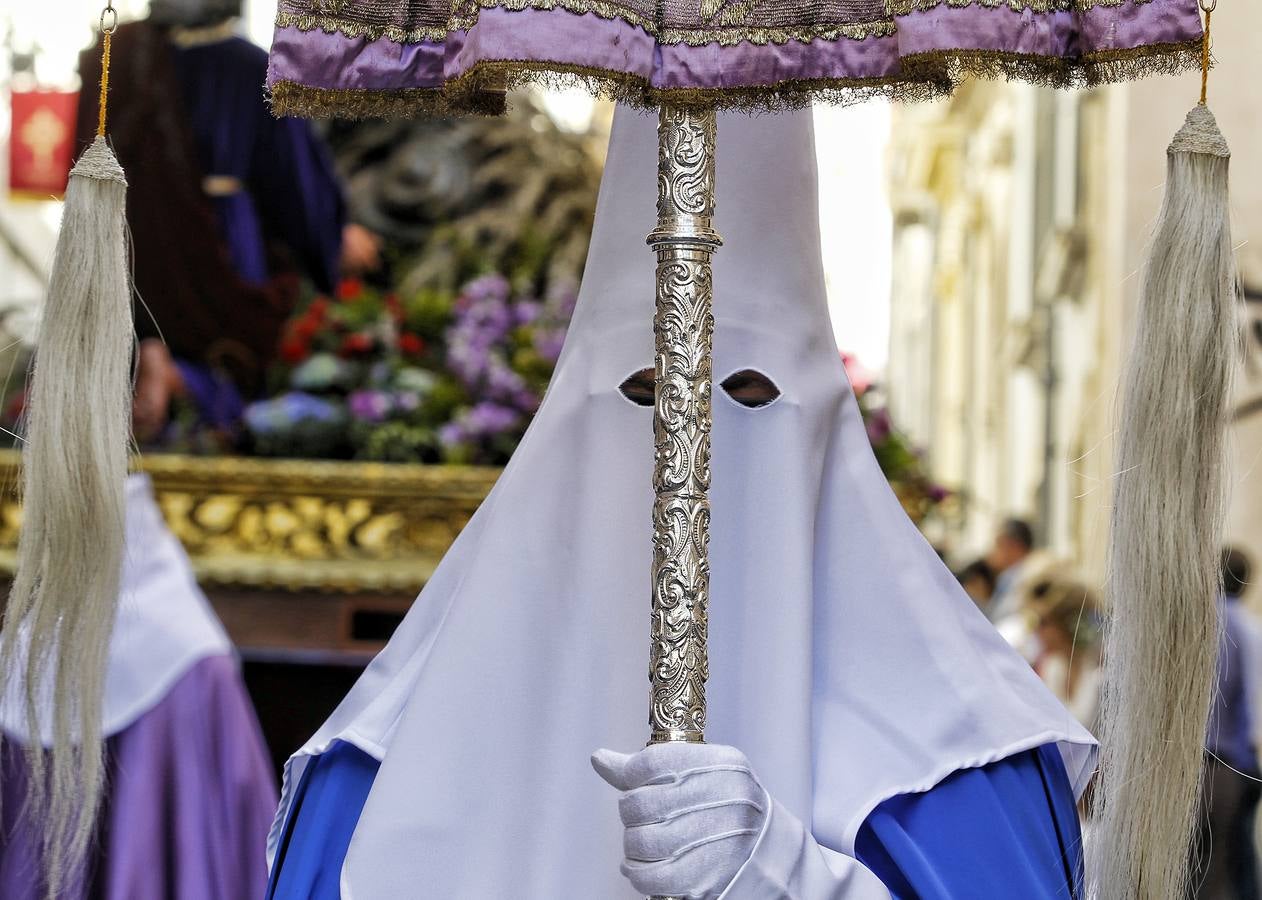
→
(1193, 548, 1261, 900)
(957, 558, 996, 610)
(74, 0, 380, 446)
(986, 517, 1035, 623)
(1025, 575, 1102, 732)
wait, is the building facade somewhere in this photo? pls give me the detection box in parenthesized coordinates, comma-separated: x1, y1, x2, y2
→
(888, 82, 1116, 572)
(888, 17, 1261, 577)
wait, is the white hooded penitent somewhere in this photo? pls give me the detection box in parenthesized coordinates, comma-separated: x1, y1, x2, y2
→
(267, 107, 1094, 897)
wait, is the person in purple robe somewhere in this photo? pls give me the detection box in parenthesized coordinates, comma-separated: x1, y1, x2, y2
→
(74, 0, 375, 443)
(0, 474, 278, 899)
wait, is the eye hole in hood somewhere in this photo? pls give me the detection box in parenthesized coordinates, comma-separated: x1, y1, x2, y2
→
(721, 369, 780, 408)
(618, 368, 655, 407)
(620, 367, 781, 408)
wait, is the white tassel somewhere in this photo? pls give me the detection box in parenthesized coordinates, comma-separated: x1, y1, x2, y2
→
(0, 137, 133, 894)
(1089, 103, 1238, 899)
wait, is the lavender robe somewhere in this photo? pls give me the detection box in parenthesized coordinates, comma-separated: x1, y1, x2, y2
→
(1, 655, 277, 899)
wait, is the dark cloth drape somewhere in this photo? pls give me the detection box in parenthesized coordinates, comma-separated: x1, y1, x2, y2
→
(76, 22, 345, 393)
(1191, 756, 1261, 900)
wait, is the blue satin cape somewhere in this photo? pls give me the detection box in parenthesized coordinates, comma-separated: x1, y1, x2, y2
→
(267, 742, 1083, 899)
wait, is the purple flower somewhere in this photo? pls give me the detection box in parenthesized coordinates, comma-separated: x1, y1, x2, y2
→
(348, 389, 393, 423)
(469, 300, 513, 339)
(444, 274, 574, 430)
(532, 328, 567, 364)
(514, 300, 542, 326)
(438, 421, 465, 447)
(926, 483, 950, 503)
(465, 401, 521, 436)
(514, 388, 541, 414)
(447, 335, 491, 385)
(393, 391, 421, 413)
(486, 358, 527, 399)
(458, 273, 511, 309)
(450, 295, 514, 363)
(865, 408, 892, 445)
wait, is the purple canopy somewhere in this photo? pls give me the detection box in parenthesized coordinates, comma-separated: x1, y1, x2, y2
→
(268, 0, 1203, 116)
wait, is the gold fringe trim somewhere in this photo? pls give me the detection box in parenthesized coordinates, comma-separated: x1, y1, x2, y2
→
(268, 82, 507, 119)
(886, 0, 1152, 15)
(900, 38, 1203, 90)
(455, 58, 953, 109)
(269, 38, 1200, 120)
(275, 4, 896, 47)
(660, 20, 895, 46)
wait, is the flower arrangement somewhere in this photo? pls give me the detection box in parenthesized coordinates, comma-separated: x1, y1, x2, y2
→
(842, 352, 950, 522)
(241, 286, 950, 523)
(245, 274, 575, 465)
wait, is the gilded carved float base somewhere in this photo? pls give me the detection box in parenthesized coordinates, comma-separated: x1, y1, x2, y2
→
(0, 450, 499, 595)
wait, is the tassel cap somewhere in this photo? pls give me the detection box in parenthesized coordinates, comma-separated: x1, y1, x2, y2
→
(71, 137, 127, 186)
(1169, 104, 1230, 158)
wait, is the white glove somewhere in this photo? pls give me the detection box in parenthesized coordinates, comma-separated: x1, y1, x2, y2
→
(592, 743, 893, 900)
(592, 742, 766, 899)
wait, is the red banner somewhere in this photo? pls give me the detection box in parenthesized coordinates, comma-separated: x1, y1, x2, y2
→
(9, 90, 79, 199)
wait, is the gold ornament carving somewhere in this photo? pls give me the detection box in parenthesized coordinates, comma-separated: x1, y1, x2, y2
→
(0, 451, 498, 594)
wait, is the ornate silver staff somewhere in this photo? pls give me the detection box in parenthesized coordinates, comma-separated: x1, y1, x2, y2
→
(646, 105, 718, 750)
(643, 105, 719, 900)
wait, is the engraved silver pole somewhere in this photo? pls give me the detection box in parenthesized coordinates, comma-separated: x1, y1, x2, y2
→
(643, 103, 720, 900)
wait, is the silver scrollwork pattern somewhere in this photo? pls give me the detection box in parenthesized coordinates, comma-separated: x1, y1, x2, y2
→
(647, 106, 720, 748)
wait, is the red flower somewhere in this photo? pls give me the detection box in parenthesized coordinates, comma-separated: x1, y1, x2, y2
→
(309, 297, 331, 319)
(294, 319, 320, 341)
(341, 332, 374, 356)
(4, 388, 27, 426)
(337, 279, 364, 301)
(280, 338, 309, 364)
(398, 333, 425, 356)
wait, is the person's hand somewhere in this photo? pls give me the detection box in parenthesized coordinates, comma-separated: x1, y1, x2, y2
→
(592, 742, 767, 899)
(340, 223, 383, 275)
(133, 339, 182, 443)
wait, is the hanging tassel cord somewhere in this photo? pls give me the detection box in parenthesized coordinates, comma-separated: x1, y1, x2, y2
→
(4, 4, 131, 895)
(1200, 0, 1215, 106)
(1088, 3, 1234, 894)
(97, 2, 117, 137)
